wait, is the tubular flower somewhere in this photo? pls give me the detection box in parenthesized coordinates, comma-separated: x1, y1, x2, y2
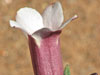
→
(10, 2, 77, 75)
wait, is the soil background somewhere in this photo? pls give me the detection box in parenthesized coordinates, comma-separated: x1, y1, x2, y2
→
(0, 0, 100, 75)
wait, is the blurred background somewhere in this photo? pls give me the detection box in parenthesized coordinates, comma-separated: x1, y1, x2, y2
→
(0, 0, 100, 75)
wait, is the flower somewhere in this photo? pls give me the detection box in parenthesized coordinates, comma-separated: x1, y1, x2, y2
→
(10, 1, 77, 75)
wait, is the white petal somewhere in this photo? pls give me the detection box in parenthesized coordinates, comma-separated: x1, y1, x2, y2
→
(10, 20, 29, 36)
(42, 2, 64, 31)
(15, 7, 44, 35)
(59, 15, 78, 29)
(10, 20, 22, 29)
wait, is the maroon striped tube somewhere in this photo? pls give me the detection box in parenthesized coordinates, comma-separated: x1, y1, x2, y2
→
(28, 31, 63, 75)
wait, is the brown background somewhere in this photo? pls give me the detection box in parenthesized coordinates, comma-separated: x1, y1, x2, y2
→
(0, 0, 100, 75)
